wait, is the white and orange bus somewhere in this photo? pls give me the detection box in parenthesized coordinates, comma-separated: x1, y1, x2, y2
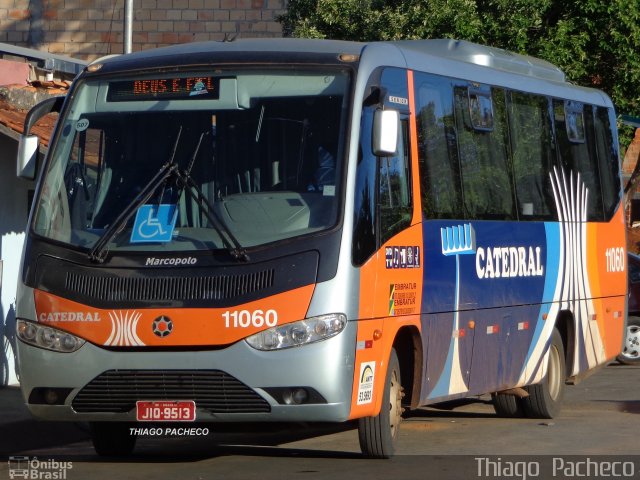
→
(15, 38, 626, 457)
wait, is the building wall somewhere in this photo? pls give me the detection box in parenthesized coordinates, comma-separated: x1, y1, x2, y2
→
(0, 0, 286, 61)
(0, 134, 34, 386)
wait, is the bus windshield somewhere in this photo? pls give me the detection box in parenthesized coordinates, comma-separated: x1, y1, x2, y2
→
(33, 67, 350, 254)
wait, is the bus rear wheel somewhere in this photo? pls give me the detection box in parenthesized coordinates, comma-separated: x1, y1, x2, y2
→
(491, 392, 524, 418)
(522, 328, 566, 419)
(358, 348, 403, 458)
(90, 422, 136, 456)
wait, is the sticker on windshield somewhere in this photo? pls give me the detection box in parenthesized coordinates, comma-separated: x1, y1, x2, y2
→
(130, 204, 177, 243)
(75, 118, 90, 132)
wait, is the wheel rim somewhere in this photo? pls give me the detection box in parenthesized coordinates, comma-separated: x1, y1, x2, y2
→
(388, 368, 402, 438)
(621, 325, 640, 361)
(547, 344, 562, 400)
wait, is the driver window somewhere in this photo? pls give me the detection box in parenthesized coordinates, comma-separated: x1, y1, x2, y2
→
(379, 119, 411, 244)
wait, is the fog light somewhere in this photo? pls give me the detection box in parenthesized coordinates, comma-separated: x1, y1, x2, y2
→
(282, 388, 308, 405)
(44, 389, 59, 405)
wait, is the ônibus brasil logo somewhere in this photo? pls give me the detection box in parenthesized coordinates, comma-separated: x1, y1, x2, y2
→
(8, 456, 72, 479)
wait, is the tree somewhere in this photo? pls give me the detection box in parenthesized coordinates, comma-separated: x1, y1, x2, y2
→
(278, 0, 640, 145)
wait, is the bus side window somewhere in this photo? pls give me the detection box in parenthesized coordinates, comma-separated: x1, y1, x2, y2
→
(593, 107, 622, 220)
(378, 119, 412, 244)
(553, 100, 604, 220)
(454, 85, 516, 220)
(507, 91, 557, 220)
(414, 73, 464, 220)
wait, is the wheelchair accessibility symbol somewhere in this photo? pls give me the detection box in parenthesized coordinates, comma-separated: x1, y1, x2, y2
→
(130, 204, 177, 243)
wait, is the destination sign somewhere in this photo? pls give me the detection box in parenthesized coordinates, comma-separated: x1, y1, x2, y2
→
(107, 76, 220, 102)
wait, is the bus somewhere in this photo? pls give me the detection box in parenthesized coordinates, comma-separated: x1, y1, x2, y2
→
(14, 38, 626, 458)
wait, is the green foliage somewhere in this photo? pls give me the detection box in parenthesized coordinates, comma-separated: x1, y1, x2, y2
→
(279, 0, 640, 147)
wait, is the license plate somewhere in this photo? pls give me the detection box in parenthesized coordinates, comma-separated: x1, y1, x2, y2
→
(136, 400, 196, 422)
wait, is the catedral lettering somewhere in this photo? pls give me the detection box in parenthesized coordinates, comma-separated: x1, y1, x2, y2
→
(38, 312, 101, 322)
(476, 246, 544, 279)
(15, 38, 626, 460)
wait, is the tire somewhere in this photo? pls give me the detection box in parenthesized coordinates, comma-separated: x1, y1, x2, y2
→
(90, 422, 136, 456)
(491, 392, 524, 418)
(522, 328, 566, 419)
(617, 316, 640, 365)
(358, 348, 403, 459)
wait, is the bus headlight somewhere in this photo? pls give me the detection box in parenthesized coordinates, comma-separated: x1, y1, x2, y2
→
(17, 320, 86, 353)
(245, 313, 347, 351)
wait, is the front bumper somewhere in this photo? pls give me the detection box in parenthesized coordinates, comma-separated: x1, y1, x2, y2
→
(16, 321, 357, 423)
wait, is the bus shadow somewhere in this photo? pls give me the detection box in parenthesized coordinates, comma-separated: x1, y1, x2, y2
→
(405, 397, 498, 419)
(594, 399, 640, 414)
(0, 419, 90, 456)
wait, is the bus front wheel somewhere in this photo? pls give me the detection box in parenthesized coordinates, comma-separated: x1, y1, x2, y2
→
(90, 422, 136, 457)
(522, 328, 566, 419)
(358, 348, 403, 458)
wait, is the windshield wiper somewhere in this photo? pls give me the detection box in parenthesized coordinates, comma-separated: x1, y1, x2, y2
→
(174, 131, 249, 262)
(88, 128, 183, 263)
(176, 169, 249, 262)
(88, 129, 249, 263)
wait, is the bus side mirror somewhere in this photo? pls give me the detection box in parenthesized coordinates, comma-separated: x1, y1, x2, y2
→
(17, 135, 39, 180)
(372, 109, 399, 157)
(16, 95, 65, 180)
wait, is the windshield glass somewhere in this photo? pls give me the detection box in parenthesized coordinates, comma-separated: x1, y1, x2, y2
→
(33, 67, 350, 253)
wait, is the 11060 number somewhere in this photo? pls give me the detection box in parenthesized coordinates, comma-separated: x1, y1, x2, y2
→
(605, 247, 625, 273)
(223, 309, 278, 328)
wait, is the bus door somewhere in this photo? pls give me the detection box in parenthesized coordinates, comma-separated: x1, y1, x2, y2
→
(372, 68, 424, 331)
(352, 67, 424, 417)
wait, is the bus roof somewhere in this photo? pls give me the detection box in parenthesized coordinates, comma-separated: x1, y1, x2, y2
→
(91, 37, 560, 78)
(87, 38, 609, 107)
(90, 38, 366, 73)
(391, 39, 565, 83)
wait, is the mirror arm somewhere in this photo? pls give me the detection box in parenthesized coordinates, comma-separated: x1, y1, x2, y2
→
(23, 96, 64, 136)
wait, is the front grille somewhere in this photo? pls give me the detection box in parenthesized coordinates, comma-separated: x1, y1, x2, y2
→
(33, 251, 319, 309)
(65, 269, 275, 303)
(72, 370, 271, 414)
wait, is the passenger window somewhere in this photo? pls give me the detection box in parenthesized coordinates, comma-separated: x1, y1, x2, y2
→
(454, 86, 516, 220)
(415, 73, 463, 219)
(507, 92, 557, 220)
(553, 100, 604, 220)
(594, 107, 621, 220)
(379, 120, 412, 243)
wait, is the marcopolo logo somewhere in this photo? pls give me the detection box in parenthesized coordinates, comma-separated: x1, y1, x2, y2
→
(152, 316, 173, 337)
(145, 257, 197, 266)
